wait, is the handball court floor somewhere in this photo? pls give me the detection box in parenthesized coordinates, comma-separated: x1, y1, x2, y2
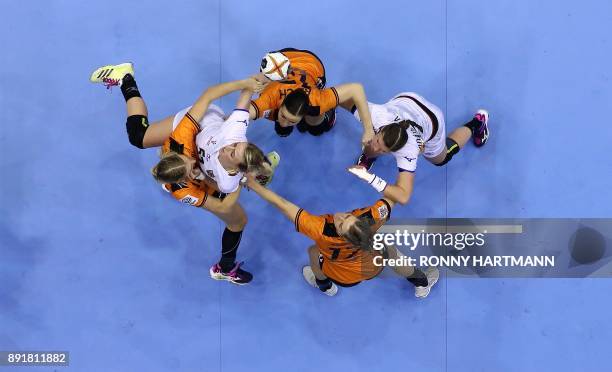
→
(1, 1, 611, 371)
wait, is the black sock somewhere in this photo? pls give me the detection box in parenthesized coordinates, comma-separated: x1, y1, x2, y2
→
(406, 268, 428, 287)
(315, 277, 333, 291)
(463, 118, 480, 135)
(120, 74, 141, 102)
(219, 228, 242, 273)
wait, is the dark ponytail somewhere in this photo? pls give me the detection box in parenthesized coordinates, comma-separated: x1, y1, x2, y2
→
(281, 89, 309, 117)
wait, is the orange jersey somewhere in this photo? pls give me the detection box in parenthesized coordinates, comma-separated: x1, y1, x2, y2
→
(295, 199, 392, 284)
(251, 49, 339, 120)
(160, 112, 219, 207)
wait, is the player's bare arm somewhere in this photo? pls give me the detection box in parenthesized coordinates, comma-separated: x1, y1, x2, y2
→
(333, 83, 375, 145)
(189, 78, 261, 123)
(382, 171, 414, 205)
(244, 174, 300, 222)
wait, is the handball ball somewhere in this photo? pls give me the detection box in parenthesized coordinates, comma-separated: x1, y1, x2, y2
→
(260, 52, 290, 81)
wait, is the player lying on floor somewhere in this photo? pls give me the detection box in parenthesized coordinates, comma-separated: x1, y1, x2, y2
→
(90, 62, 279, 285)
(251, 48, 375, 145)
(243, 174, 439, 297)
(344, 92, 490, 205)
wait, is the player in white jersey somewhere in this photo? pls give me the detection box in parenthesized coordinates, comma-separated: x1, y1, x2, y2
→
(345, 92, 490, 204)
(90, 62, 277, 285)
(169, 104, 253, 194)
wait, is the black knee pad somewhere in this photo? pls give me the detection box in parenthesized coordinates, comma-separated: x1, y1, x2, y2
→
(306, 109, 336, 136)
(307, 122, 327, 136)
(434, 138, 460, 166)
(126, 115, 149, 149)
(274, 121, 294, 137)
(296, 119, 309, 133)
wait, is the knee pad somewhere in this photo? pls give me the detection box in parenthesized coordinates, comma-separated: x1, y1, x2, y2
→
(126, 115, 149, 149)
(307, 122, 327, 136)
(296, 119, 309, 133)
(434, 138, 460, 166)
(307, 110, 336, 136)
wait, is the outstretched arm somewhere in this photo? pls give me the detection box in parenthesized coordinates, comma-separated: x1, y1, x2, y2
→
(347, 166, 414, 205)
(333, 83, 375, 145)
(236, 88, 255, 111)
(244, 175, 300, 222)
(189, 78, 261, 123)
(382, 172, 414, 205)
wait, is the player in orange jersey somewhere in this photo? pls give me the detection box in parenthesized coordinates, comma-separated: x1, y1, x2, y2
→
(90, 62, 275, 285)
(243, 175, 439, 297)
(250, 48, 375, 145)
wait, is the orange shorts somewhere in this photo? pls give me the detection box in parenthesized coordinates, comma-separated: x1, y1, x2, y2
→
(162, 179, 224, 207)
(319, 252, 384, 286)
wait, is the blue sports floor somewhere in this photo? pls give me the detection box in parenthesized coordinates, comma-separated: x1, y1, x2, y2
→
(1, 1, 611, 371)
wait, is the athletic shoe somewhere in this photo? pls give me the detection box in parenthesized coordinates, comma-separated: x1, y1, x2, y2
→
(414, 267, 440, 298)
(302, 266, 338, 296)
(209, 262, 253, 285)
(89, 62, 134, 89)
(472, 109, 489, 147)
(356, 152, 376, 171)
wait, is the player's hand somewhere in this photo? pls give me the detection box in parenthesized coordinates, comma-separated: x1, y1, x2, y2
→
(250, 73, 270, 93)
(347, 165, 375, 184)
(348, 165, 388, 193)
(242, 172, 261, 190)
(244, 77, 266, 93)
(252, 72, 269, 83)
(361, 128, 375, 148)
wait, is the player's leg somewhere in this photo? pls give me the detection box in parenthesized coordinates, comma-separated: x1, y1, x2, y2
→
(90, 63, 174, 149)
(206, 201, 253, 285)
(302, 246, 338, 296)
(385, 245, 439, 298)
(308, 245, 326, 280)
(426, 110, 490, 166)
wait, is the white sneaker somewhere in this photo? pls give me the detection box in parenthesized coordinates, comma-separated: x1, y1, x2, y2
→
(302, 266, 338, 296)
(414, 267, 440, 298)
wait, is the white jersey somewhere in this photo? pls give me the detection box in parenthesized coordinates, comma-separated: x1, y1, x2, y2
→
(172, 106, 249, 193)
(354, 92, 446, 172)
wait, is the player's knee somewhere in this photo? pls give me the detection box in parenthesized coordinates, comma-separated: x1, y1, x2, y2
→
(126, 115, 150, 149)
(306, 110, 335, 136)
(231, 210, 248, 230)
(274, 121, 294, 137)
(434, 138, 460, 166)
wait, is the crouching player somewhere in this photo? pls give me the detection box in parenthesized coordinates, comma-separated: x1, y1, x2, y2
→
(345, 92, 489, 205)
(243, 175, 439, 297)
(252, 48, 375, 146)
